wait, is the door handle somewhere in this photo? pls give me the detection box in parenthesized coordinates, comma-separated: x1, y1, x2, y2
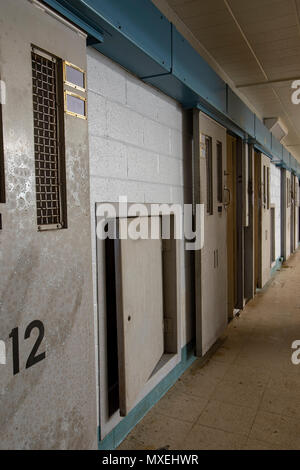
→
(223, 187, 231, 208)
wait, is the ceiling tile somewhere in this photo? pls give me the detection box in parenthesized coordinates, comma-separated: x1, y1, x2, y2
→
(163, 0, 300, 161)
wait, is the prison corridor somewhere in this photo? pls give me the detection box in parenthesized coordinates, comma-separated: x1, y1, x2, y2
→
(118, 250, 300, 450)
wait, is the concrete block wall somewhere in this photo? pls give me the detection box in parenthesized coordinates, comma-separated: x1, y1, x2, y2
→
(87, 49, 187, 205)
(87, 47, 194, 379)
(270, 162, 281, 261)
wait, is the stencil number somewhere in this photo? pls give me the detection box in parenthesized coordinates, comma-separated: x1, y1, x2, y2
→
(9, 320, 46, 375)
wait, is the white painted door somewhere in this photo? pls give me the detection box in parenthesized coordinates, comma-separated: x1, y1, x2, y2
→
(285, 171, 292, 259)
(194, 112, 227, 356)
(260, 154, 271, 288)
(116, 216, 164, 416)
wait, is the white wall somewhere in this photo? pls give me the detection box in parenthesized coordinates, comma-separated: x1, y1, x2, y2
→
(270, 163, 281, 261)
(87, 47, 194, 355)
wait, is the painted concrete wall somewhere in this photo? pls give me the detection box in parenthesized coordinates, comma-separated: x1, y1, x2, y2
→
(0, 0, 97, 449)
(87, 47, 194, 433)
(270, 163, 281, 261)
(87, 47, 193, 347)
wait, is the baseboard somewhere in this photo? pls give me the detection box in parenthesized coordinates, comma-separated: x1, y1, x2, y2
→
(98, 340, 196, 450)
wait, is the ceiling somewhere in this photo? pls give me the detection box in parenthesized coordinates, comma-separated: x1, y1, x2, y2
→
(152, 0, 300, 161)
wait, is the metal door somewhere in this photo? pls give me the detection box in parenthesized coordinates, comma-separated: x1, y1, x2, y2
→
(115, 216, 164, 416)
(282, 170, 292, 260)
(259, 153, 271, 288)
(226, 134, 237, 319)
(193, 111, 227, 356)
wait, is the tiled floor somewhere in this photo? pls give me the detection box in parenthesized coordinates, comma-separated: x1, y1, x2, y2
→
(118, 250, 300, 450)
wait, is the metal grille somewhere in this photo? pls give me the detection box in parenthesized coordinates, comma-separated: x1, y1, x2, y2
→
(32, 51, 62, 227)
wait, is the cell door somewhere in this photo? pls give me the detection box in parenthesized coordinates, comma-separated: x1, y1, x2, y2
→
(291, 174, 298, 253)
(115, 216, 164, 416)
(259, 153, 271, 288)
(291, 175, 295, 253)
(294, 176, 299, 250)
(193, 111, 227, 357)
(226, 134, 237, 319)
(254, 151, 260, 290)
(283, 170, 292, 260)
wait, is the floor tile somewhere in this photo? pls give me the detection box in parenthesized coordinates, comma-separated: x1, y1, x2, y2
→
(198, 399, 257, 435)
(128, 410, 193, 450)
(152, 390, 208, 424)
(182, 424, 247, 450)
(210, 377, 265, 410)
(249, 410, 300, 449)
(118, 252, 300, 450)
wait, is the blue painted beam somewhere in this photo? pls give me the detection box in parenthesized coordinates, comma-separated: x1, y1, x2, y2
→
(226, 88, 255, 137)
(43, 0, 300, 178)
(254, 116, 272, 154)
(290, 155, 298, 175)
(172, 28, 227, 114)
(145, 27, 227, 116)
(271, 135, 283, 162)
(283, 148, 291, 170)
(43, 0, 172, 78)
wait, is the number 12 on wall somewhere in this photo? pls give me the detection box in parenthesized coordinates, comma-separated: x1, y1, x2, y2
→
(9, 320, 46, 375)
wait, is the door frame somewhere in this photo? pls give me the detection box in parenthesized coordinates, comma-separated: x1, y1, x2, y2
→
(193, 110, 228, 357)
(254, 150, 261, 290)
(96, 202, 182, 439)
(226, 133, 247, 314)
(236, 137, 246, 309)
(226, 133, 237, 319)
(244, 144, 255, 301)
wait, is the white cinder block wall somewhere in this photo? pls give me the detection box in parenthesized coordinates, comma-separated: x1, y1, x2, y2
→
(270, 163, 281, 261)
(87, 48, 194, 360)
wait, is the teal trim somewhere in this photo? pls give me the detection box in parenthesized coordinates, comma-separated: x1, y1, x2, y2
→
(255, 257, 283, 295)
(98, 341, 196, 450)
(271, 257, 283, 277)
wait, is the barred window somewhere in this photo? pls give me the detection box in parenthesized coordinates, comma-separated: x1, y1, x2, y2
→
(31, 48, 67, 230)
